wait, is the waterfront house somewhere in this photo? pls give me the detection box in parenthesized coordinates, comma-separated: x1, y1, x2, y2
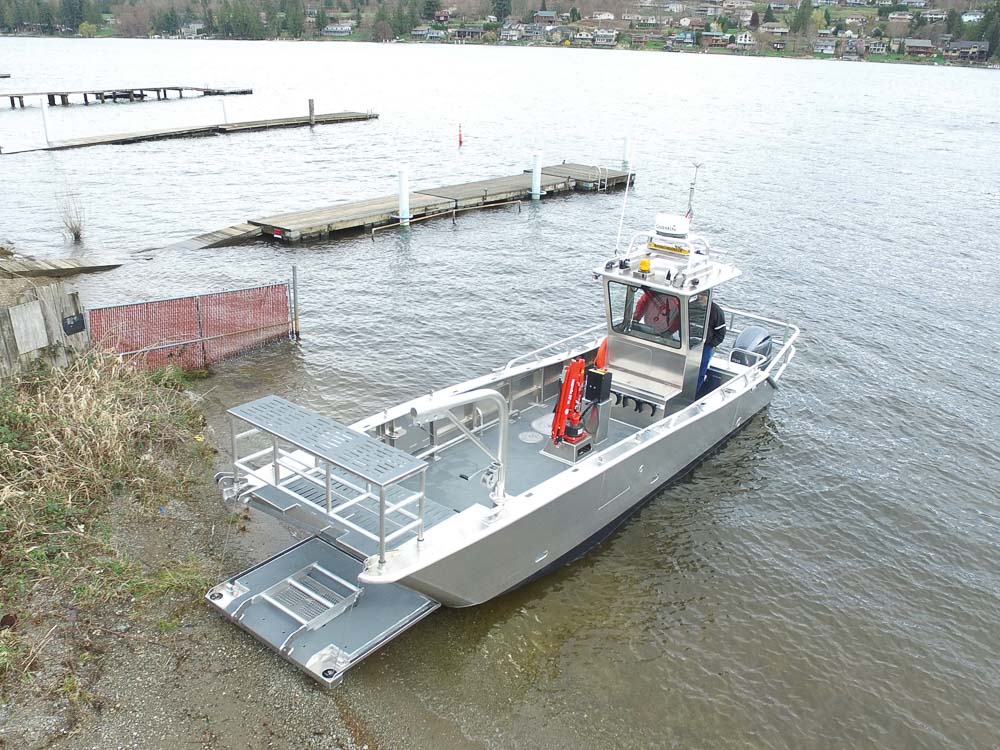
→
(761, 22, 790, 35)
(426, 28, 445, 40)
(181, 21, 205, 37)
(411, 25, 429, 38)
(865, 37, 888, 54)
(573, 30, 595, 44)
(903, 37, 935, 55)
(499, 22, 523, 41)
(594, 28, 618, 46)
(533, 10, 557, 24)
(842, 36, 860, 58)
(434, 9, 449, 22)
(772, 38, 787, 50)
(321, 23, 353, 36)
(945, 39, 990, 61)
(673, 30, 697, 44)
(592, 11, 615, 21)
(522, 23, 545, 39)
(736, 30, 757, 50)
(452, 26, 484, 40)
(961, 10, 985, 23)
(813, 37, 836, 54)
(701, 30, 728, 47)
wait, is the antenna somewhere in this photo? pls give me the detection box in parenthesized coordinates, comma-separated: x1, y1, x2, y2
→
(686, 162, 702, 220)
(614, 144, 635, 256)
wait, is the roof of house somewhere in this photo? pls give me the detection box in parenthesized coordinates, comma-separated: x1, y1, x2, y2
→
(904, 38, 934, 47)
(948, 40, 989, 50)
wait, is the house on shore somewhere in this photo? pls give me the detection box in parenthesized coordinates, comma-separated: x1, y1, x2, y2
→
(701, 31, 728, 48)
(736, 31, 757, 51)
(945, 40, 990, 62)
(903, 37, 935, 56)
(866, 37, 888, 55)
(533, 10, 557, 24)
(573, 30, 595, 45)
(594, 29, 618, 46)
(499, 22, 523, 41)
(452, 27, 484, 40)
(813, 38, 836, 54)
(321, 23, 353, 36)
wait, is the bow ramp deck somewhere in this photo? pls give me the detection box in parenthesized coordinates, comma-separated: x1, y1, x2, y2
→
(208, 395, 445, 687)
(250, 163, 633, 241)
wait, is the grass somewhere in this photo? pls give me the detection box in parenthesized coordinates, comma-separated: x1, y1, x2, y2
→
(0, 351, 213, 687)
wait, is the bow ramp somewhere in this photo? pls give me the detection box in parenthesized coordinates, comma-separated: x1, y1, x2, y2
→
(207, 396, 442, 687)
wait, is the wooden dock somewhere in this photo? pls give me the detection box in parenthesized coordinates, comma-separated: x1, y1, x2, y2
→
(250, 163, 633, 242)
(3, 85, 251, 109)
(0, 257, 121, 279)
(0, 74, 10, 80)
(3, 111, 378, 155)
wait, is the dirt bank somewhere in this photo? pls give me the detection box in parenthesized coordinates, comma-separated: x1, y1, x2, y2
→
(0, 357, 390, 750)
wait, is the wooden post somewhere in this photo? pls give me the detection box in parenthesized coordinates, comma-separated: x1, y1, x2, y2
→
(60, 94, 69, 106)
(309, 98, 315, 126)
(128, 91, 135, 102)
(83, 93, 89, 105)
(156, 89, 161, 100)
(47, 94, 55, 106)
(98, 92, 105, 103)
(8, 96, 13, 109)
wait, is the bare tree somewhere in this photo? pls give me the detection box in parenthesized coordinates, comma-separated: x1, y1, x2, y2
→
(61, 190, 85, 243)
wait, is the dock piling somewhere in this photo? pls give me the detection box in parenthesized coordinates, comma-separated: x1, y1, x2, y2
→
(309, 99, 315, 127)
(531, 153, 542, 200)
(220, 100, 228, 124)
(398, 168, 411, 226)
(39, 98, 51, 146)
(622, 136, 632, 172)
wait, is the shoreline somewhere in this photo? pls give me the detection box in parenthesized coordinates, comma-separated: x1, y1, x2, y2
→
(1, 32, 996, 70)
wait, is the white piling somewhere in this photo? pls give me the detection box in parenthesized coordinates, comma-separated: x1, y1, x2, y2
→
(531, 153, 542, 200)
(308, 98, 315, 126)
(622, 136, 632, 172)
(398, 167, 411, 226)
(40, 97, 51, 146)
(220, 99, 228, 124)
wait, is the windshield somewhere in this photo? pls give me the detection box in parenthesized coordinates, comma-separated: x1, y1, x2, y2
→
(607, 281, 682, 349)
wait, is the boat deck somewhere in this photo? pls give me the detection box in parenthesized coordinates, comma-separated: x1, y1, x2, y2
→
(418, 399, 639, 513)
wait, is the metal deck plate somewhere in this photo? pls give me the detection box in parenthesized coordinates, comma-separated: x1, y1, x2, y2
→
(207, 536, 439, 687)
(230, 395, 426, 485)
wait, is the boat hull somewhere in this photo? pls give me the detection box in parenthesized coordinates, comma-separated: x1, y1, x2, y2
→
(396, 376, 775, 607)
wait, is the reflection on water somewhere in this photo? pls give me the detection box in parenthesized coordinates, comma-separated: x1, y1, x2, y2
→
(3, 37, 1000, 749)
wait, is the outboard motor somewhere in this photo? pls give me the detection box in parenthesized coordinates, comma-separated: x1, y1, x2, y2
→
(731, 325, 772, 367)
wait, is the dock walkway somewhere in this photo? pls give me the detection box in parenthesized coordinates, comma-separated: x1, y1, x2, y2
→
(251, 163, 633, 242)
(4, 85, 251, 109)
(3, 111, 378, 155)
(0, 257, 121, 279)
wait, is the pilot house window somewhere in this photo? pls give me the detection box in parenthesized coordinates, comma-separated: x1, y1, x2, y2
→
(688, 292, 710, 348)
(607, 282, 682, 349)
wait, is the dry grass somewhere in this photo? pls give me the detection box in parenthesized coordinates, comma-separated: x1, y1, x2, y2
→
(0, 351, 212, 686)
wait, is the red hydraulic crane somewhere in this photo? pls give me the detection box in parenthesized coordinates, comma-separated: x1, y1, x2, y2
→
(551, 358, 588, 444)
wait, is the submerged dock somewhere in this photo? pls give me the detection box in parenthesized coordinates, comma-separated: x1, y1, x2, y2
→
(3, 111, 378, 155)
(0, 257, 121, 279)
(250, 163, 633, 242)
(3, 85, 251, 109)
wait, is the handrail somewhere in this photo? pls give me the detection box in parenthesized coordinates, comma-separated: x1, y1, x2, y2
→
(501, 322, 605, 371)
(409, 388, 509, 502)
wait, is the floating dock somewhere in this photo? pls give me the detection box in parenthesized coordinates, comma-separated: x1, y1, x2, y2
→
(2, 112, 378, 155)
(249, 163, 633, 242)
(0, 74, 10, 80)
(3, 85, 251, 109)
(0, 257, 121, 279)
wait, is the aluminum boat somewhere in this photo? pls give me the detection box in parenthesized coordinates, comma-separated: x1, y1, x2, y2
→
(208, 206, 799, 687)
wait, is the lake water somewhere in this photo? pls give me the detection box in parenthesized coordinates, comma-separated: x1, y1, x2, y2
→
(2, 37, 1000, 749)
